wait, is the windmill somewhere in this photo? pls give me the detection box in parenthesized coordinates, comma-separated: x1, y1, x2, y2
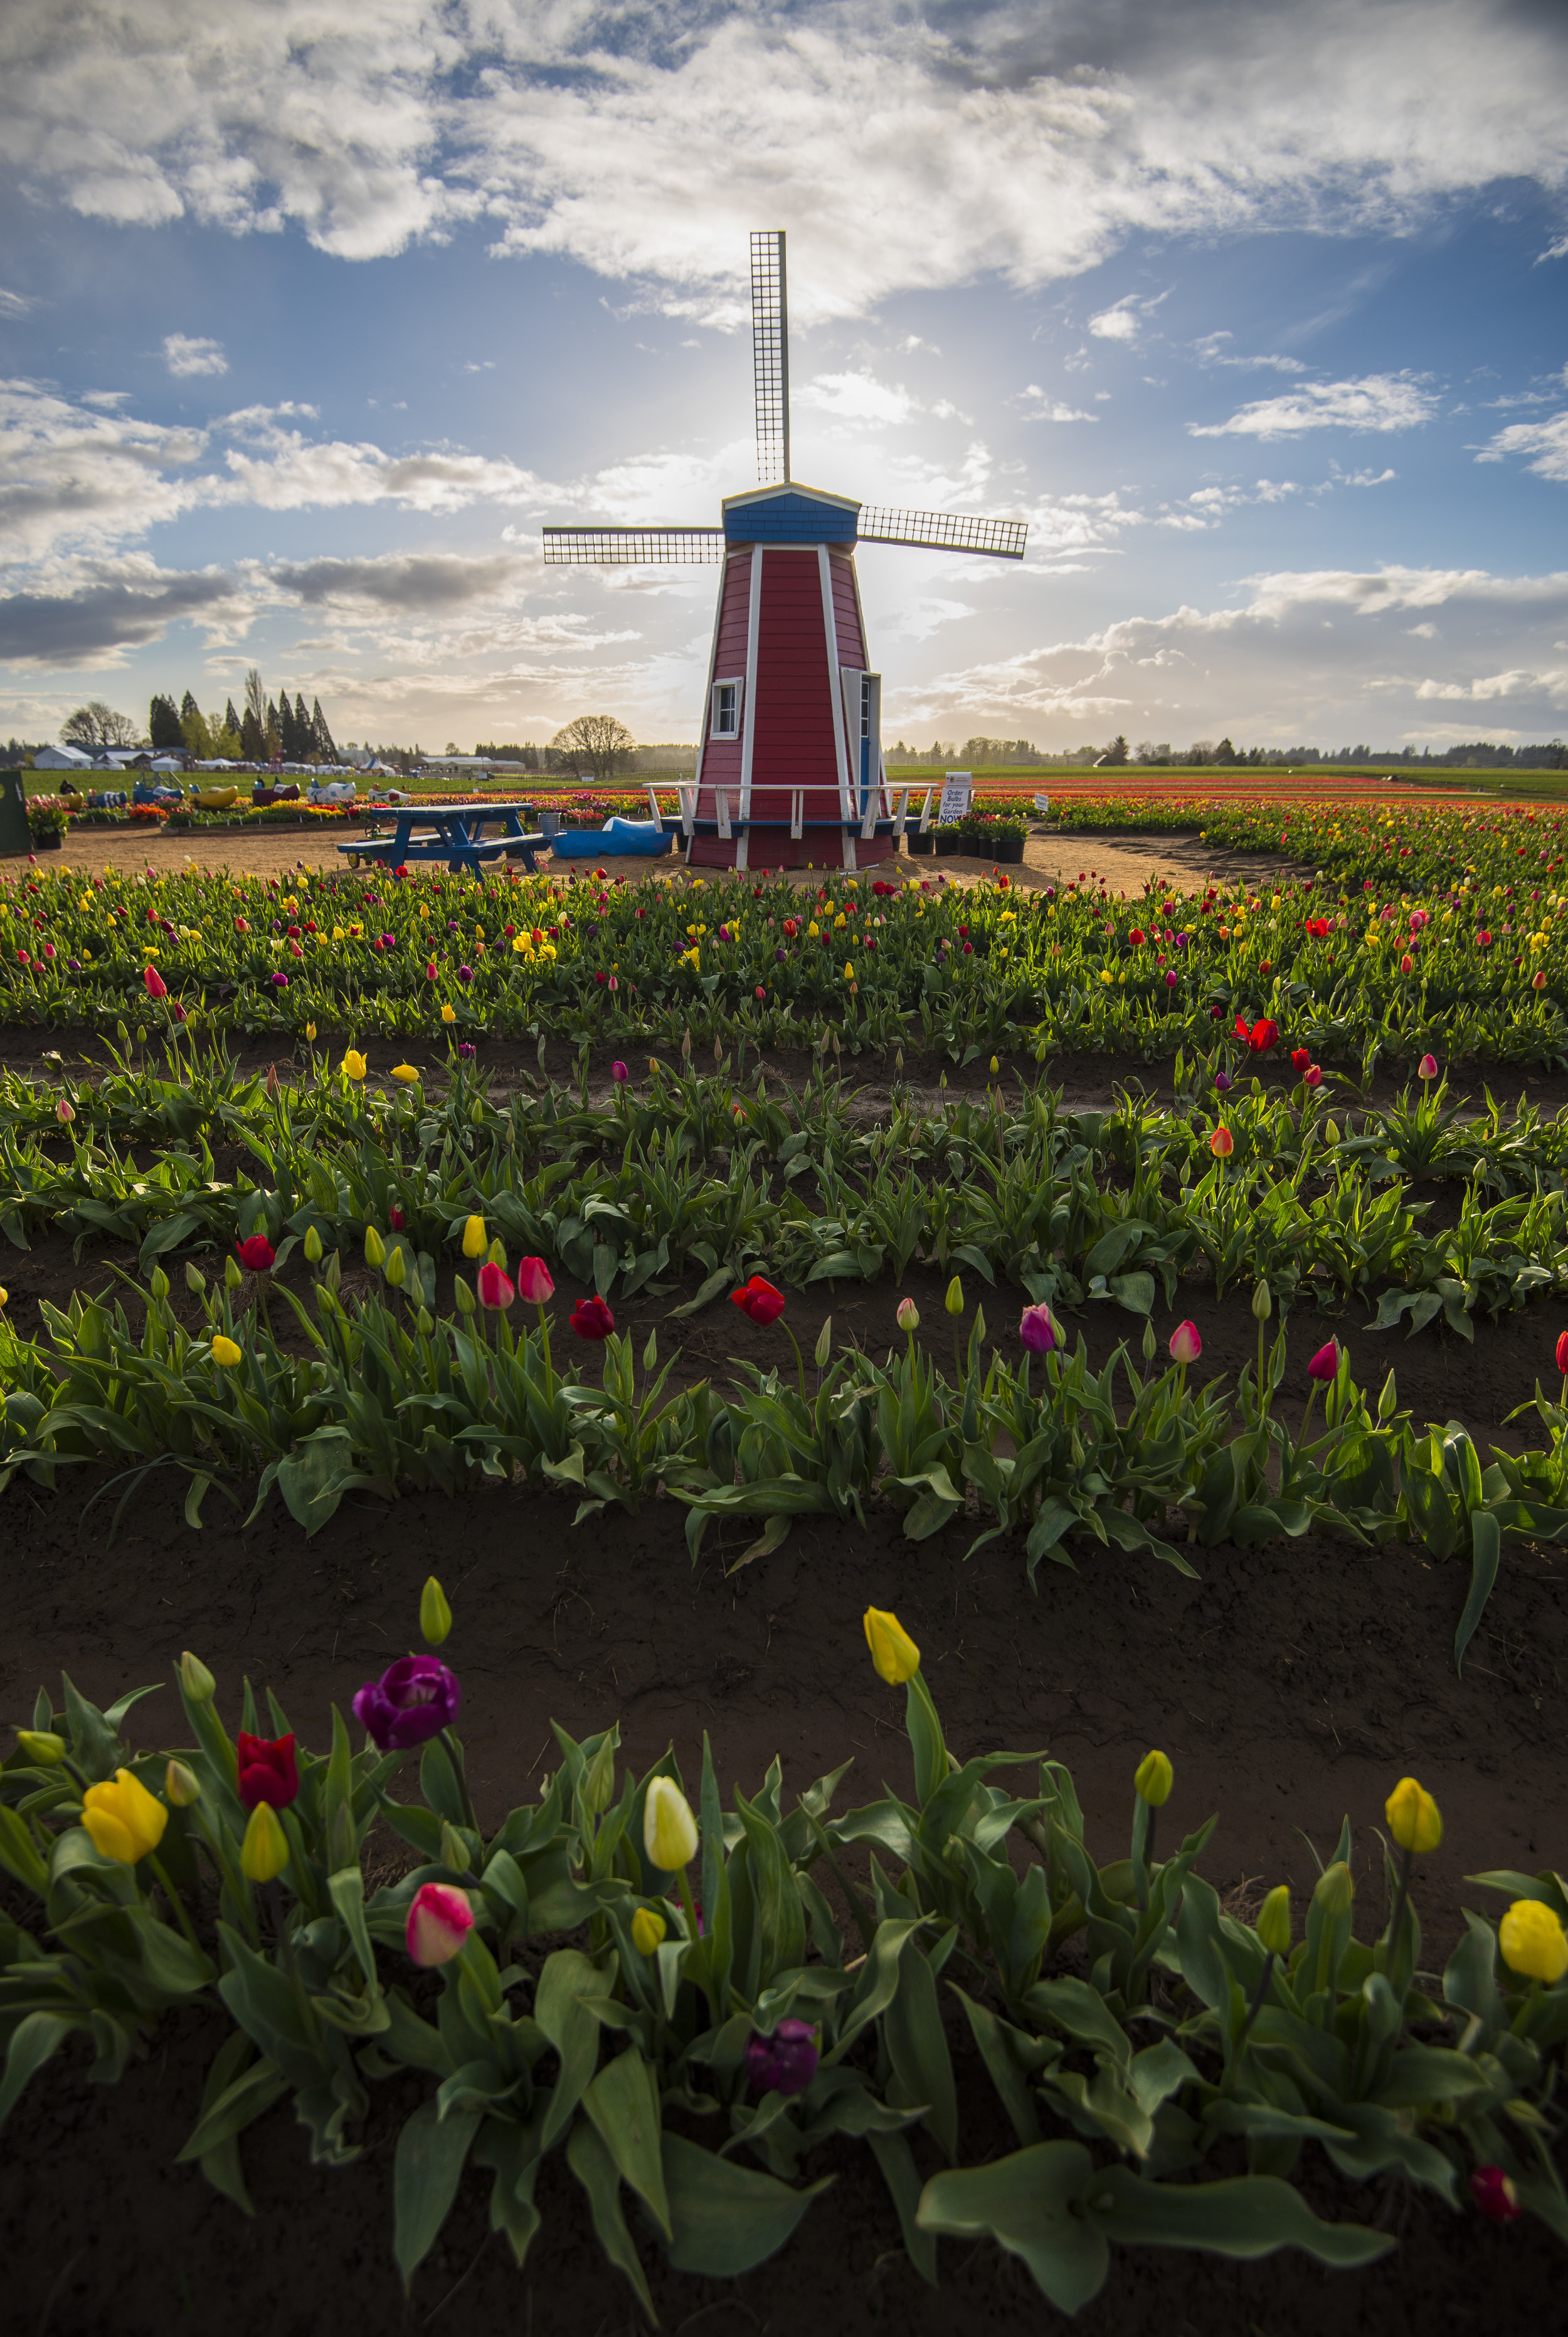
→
(544, 232, 1027, 871)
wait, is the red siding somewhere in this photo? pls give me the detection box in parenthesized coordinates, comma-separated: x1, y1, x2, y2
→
(829, 551, 866, 671)
(697, 548, 751, 799)
(751, 550, 838, 789)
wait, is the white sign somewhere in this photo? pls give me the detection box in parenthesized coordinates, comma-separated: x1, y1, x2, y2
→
(939, 771, 972, 824)
(1033, 793, 1052, 813)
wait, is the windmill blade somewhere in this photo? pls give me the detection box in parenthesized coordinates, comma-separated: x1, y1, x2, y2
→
(543, 526, 724, 565)
(857, 506, 1027, 560)
(750, 229, 790, 486)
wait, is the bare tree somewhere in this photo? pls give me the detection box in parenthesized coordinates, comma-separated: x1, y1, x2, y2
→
(61, 701, 142, 749)
(245, 668, 267, 731)
(548, 713, 635, 786)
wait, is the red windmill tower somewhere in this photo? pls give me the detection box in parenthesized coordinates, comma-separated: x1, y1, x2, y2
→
(544, 232, 1028, 871)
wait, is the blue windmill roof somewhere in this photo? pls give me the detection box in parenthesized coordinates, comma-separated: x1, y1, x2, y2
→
(722, 482, 860, 546)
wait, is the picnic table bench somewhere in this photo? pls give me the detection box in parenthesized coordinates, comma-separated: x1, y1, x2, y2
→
(338, 801, 548, 876)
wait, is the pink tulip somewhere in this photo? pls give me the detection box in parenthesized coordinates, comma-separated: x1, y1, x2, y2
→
(1418, 1055, 1439, 1080)
(515, 1255, 554, 1305)
(55, 1097, 75, 1124)
(477, 1260, 515, 1310)
(1018, 1304, 1056, 1355)
(611, 1060, 628, 1083)
(1169, 1321, 1202, 1366)
(1307, 1341, 1339, 1382)
(406, 1882, 474, 1967)
(1303, 1063, 1323, 1088)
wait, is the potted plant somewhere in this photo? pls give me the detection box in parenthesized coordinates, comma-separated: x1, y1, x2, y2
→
(28, 802, 67, 850)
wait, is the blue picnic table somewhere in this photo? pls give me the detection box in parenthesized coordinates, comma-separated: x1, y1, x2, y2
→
(337, 800, 548, 876)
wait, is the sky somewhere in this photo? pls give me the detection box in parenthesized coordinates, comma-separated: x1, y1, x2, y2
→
(1, 0, 1565, 757)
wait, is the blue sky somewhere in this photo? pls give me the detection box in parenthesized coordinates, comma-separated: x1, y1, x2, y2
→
(1, 0, 1565, 755)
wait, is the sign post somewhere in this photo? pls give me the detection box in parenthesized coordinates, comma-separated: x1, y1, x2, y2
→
(938, 770, 972, 825)
(0, 770, 33, 858)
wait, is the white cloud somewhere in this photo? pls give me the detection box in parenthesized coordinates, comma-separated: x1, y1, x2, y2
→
(163, 332, 227, 377)
(1088, 296, 1143, 342)
(1475, 410, 1568, 481)
(1017, 386, 1098, 422)
(1160, 477, 1302, 526)
(1537, 234, 1568, 263)
(1192, 332, 1306, 374)
(795, 370, 919, 424)
(0, 287, 34, 319)
(1192, 373, 1439, 439)
(0, 1, 1560, 308)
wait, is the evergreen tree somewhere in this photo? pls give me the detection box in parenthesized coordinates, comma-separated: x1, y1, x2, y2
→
(294, 693, 311, 760)
(148, 694, 183, 750)
(224, 699, 241, 738)
(180, 689, 200, 724)
(240, 707, 265, 763)
(310, 697, 337, 763)
(277, 694, 297, 758)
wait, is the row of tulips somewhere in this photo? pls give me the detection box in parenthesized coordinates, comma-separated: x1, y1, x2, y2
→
(5, 1575, 1567, 2317)
(6, 797, 1568, 1062)
(6, 1263, 1568, 1669)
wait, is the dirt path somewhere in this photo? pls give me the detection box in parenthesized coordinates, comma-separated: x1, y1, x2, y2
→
(11, 819, 1290, 898)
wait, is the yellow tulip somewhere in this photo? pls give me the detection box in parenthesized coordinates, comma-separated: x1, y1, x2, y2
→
(643, 1776, 699, 1871)
(420, 1575, 452, 1646)
(364, 1226, 386, 1267)
(240, 1800, 290, 1884)
(462, 1213, 487, 1259)
(441, 1003, 457, 1024)
(211, 1334, 243, 1368)
(1133, 1750, 1173, 1807)
(165, 1759, 201, 1807)
(384, 1245, 406, 1287)
(305, 1022, 317, 1041)
(80, 1768, 168, 1865)
(391, 1063, 418, 1084)
(1500, 1899, 1568, 1984)
(1256, 1885, 1291, 1957)
(863, 1607, 921, 1685)
(631, 1907, 667, 1956)
(1385, 1775, 1443, 1855)
(342, 1050, 368, 1081)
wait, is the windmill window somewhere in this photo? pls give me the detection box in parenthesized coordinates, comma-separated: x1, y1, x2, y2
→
(711, 679, 743, 739)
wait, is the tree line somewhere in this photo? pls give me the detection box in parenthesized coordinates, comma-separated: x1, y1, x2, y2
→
(52, 671, 339, 764)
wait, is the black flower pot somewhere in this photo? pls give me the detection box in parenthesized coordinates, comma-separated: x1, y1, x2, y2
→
(904, 829, 934, 856)
(935, 829, 962, 856)
(997, 835, 1025, 865)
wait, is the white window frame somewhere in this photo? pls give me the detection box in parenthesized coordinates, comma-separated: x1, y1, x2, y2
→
(710, 677, 744, 740)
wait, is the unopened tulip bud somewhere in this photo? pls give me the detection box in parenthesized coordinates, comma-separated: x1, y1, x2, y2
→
(644, 1776, 699, 1871)
(462, 1214, 487, 1259)
(814, 1316, 832, 1368)
(240, 1799, 290, 1883)
(185, 1262, 206, 1295)
(1500, 1898, 1568, 1983)
(165, 1759, 201, 1807)
(149, 1265, 169, 1302)
(406, 1880, 474, 1967)
(1256, 1885, 1291, 1957)
(179, 1650, 216, 1702)
(56, 1097, 75, 1124)
(1169, 1320, 1202, 1366)
(364, 1226, 385, 1267)
(420, 1575, 452, 1647)
(1141, 1315, 1157, 1363)
(384, 1245, 406, 1288)
(1385, 1775, 1442, 1855)
(439, 1820, 472, 1875)
(631, 1906, 667, 1957)
(988, 1055, 999, 1075)
(896, 1296, 919, 1332)
(973, 1302, 986, 1346)
(453, 1274, 476, 1316)
(1418, 1055, 1439, 1080)
(1252, 1280, 1272, 1322)
(17, 1729, 65, 1767)
(487, 1236, 506, 1268)
(303, 1223, 323, 1265)
(1134, 1749, 1173, 1807)
(863, 1606, 921, 1685)
(1313, 1860, 1354, 1917)
(945, 1275, 964, 1317)
(1324, 1119, 1341, 1146)
(225, 1254, 243, 1289)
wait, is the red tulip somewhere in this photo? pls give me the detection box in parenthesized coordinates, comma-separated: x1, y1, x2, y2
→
(477, 1261, 515, 1310)
(235, 1730, 299, 1811)
(1235, 1015, 1279, 1053)
(1555, 1330, 1568, 1375)
(516, 1256, 555, 1305)
(730, 1275, 787, 1326)
(142, 964, 168, 1000)
(235, 1235, 275, 1274)
(1290, 1047, 1311, 1072)
(570, 1295, 615, 1340)
(1469, 2166, 1520, 2224)
(1307, 1341, 1339, 1382)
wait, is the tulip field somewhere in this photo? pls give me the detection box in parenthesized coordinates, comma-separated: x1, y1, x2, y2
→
(4, 791, 1568, 2334)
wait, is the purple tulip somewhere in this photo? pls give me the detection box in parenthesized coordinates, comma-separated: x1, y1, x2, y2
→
(744, 2019, 818, 2099)
(457, 1041, 476, 1060)
(1214, 1070, 1232, 1092)
(352, 1654, 462, 1750)
(1019, 1303, 1056, 1355)
(458, 964, 474, 984)
(270, 972, 289, 988)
